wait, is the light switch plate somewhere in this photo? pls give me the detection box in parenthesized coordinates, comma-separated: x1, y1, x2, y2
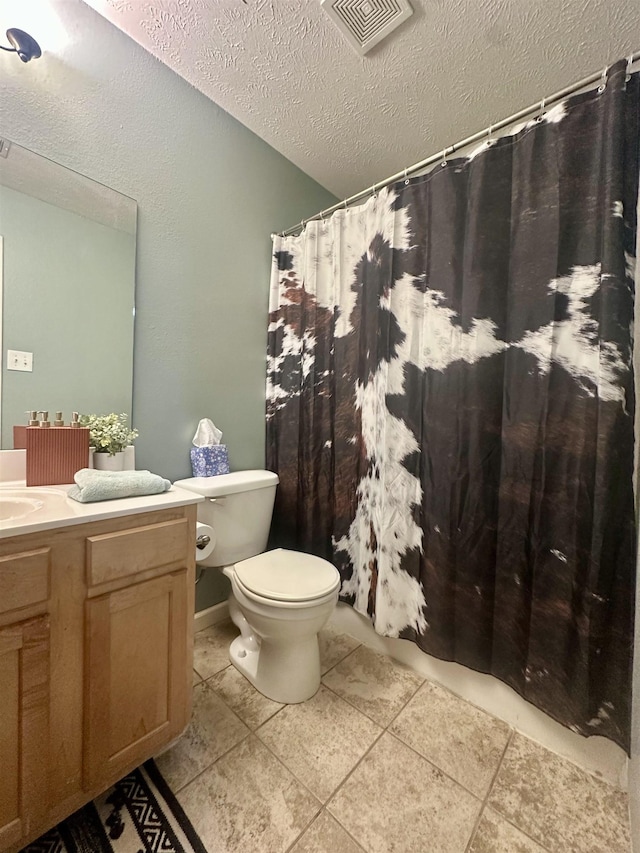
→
(7, 350, 33, 372)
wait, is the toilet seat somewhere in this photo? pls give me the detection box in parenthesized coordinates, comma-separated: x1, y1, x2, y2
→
(234, 548, 340, 603)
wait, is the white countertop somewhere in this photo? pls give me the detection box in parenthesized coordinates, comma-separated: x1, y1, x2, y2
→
(0, 481, 203, 539)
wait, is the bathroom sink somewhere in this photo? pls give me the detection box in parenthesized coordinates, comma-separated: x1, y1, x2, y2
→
(0, 487, 71, 523)
(0, 495, 45, 521)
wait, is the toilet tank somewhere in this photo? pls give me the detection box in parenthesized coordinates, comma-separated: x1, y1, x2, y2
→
(174, 470, 279, 567)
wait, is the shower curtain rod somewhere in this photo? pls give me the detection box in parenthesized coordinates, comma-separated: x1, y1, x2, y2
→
(280, 51, 640, 237)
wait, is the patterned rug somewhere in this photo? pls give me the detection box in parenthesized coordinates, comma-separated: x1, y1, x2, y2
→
(20, 760, 207, 853)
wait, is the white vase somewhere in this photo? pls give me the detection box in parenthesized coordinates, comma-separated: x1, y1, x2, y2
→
(93, 451, 125, 471)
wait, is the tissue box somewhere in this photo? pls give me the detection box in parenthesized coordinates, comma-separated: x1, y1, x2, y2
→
(190, 445, 230, 477)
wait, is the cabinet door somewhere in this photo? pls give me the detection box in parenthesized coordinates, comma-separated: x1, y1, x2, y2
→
(0, 617, 50, 849)
(84, 570, 189, 790)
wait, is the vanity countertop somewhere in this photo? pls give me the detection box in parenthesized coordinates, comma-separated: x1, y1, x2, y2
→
(0, 481, 203, 539)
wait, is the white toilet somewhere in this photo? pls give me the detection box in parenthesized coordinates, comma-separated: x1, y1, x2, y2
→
(174, 470, 340, 703)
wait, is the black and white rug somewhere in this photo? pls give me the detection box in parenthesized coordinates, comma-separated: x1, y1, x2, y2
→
(20, 760, 207, 853)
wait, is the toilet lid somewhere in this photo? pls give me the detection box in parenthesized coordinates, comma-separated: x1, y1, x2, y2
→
(234, 548, 340, 602)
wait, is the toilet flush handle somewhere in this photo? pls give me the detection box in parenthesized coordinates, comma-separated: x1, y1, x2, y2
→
(196, 534, 211, 550)
(206, 497, 226, 505)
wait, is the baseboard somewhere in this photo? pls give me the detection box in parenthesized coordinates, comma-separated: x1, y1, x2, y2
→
(193, 600, 229, 633)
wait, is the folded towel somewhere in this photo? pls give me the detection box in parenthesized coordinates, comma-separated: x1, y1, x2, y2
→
(68, 468, 171, 503)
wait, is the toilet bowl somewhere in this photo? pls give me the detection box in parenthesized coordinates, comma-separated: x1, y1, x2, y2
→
(174, 471, 340, 703)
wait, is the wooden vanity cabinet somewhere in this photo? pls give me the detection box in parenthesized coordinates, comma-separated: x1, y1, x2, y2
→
(0, 505, 196, 853)
(0, 616, 50, 850)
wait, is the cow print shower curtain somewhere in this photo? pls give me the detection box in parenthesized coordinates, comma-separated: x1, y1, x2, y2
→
(266, 59, 639, 750)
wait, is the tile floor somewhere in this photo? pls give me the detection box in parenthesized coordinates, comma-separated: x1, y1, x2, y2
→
(156, 619, 631, 853)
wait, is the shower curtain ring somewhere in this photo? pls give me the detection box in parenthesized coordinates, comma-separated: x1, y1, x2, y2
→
(441, 148, 447, 168)
(598, 67, 607, 93)
(536, 98, 546, 122)
(371, 184, 377, 199)
(626, 55, 633, 82)
(404, 167, 410, 185)
(488, 122, 493, 141)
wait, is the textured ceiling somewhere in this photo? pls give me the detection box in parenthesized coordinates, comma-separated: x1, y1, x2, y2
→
(82, 0, 640, 200)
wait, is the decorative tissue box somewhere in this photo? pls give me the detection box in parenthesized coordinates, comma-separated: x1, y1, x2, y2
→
(190, 445, 230, 477)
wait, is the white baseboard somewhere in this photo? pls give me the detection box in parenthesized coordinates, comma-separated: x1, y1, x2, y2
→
(331, 602, 628, 790)
(194, 600, 229, 633)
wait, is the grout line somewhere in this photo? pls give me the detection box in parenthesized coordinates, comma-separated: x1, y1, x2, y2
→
(480, 731, 562, 852)
(319, 681, 386, 727)
(202, 668, 287, 731)
(320, 653, 362, 678)
(282, 809, 323, 853)
(282, 807, 368, 853)
(170, 676, 255, 795)
(383, 728, 486, 803)
(252, 691, 381, 806)
(319, 641, 362, 678)
(462, 729, 555, 853)
(247, 731, 324, 811)
(170, 727, 252, 796)
(463, 729, 515, 853)
(324, 727, 387, 812)
(321, 665, 424, 729)
(385, 674, 426, 727)
(251, 701, 286, 729)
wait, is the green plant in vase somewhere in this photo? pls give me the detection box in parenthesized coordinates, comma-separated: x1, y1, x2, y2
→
(80, 412, 138, 456)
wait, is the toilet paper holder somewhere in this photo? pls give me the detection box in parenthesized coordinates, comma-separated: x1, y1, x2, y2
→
(196, 533, 211, 550)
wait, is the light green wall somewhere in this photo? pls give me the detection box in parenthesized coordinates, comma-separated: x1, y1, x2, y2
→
(0, 185, 135, 444)
(0, 0, 336, 609)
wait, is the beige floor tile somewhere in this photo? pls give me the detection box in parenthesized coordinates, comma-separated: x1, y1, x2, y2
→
(257, 684, 381, 801)
(192, 619, 238, 679)
(322, 644, 424, 726)
(319, 624, 361, 674)
(328, 732, 481, 853)
(155, 680, 249, 791)
(488, 733, 630, 853)
(177, 735, 320, 853)
(207, 664, 284, 729)
(468, 807, 548, 853)
(389, 680, 511, 797)
(192, 669, 202, 686)
(290, 811, 365, 853)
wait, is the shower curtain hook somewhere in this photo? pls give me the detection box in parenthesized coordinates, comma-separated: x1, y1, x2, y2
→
(487, 122, 493, 143)
(343, 199, 348, 209)
(598, 66, 607, 93)
(404, 167, 410, 185)
(536, 98, 546, 123)
(441, 148, 447, 168)
(626, 55, 633, 82)
(371, 183, 377, 199)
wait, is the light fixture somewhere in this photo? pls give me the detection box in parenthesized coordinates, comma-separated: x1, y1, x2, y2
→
(1, 28, 41, 62)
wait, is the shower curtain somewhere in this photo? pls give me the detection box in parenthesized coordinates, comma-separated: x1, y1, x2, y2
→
(266, 59, 639, 750)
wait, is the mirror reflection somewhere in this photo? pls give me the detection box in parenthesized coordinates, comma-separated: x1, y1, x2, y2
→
(0, 138, 136, 447)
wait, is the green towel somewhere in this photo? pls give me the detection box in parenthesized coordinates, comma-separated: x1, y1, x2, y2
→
(68, 468, 171, 503)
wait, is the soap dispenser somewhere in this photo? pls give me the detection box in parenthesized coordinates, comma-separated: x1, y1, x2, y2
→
(26, 410, 90, 486)
(12, 411, 38, 450)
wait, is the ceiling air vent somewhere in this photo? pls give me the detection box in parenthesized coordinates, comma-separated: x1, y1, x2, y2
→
(321, 0, 413, 55)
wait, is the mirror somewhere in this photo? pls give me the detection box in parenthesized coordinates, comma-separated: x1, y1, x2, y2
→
(0, 138, 136, 447)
